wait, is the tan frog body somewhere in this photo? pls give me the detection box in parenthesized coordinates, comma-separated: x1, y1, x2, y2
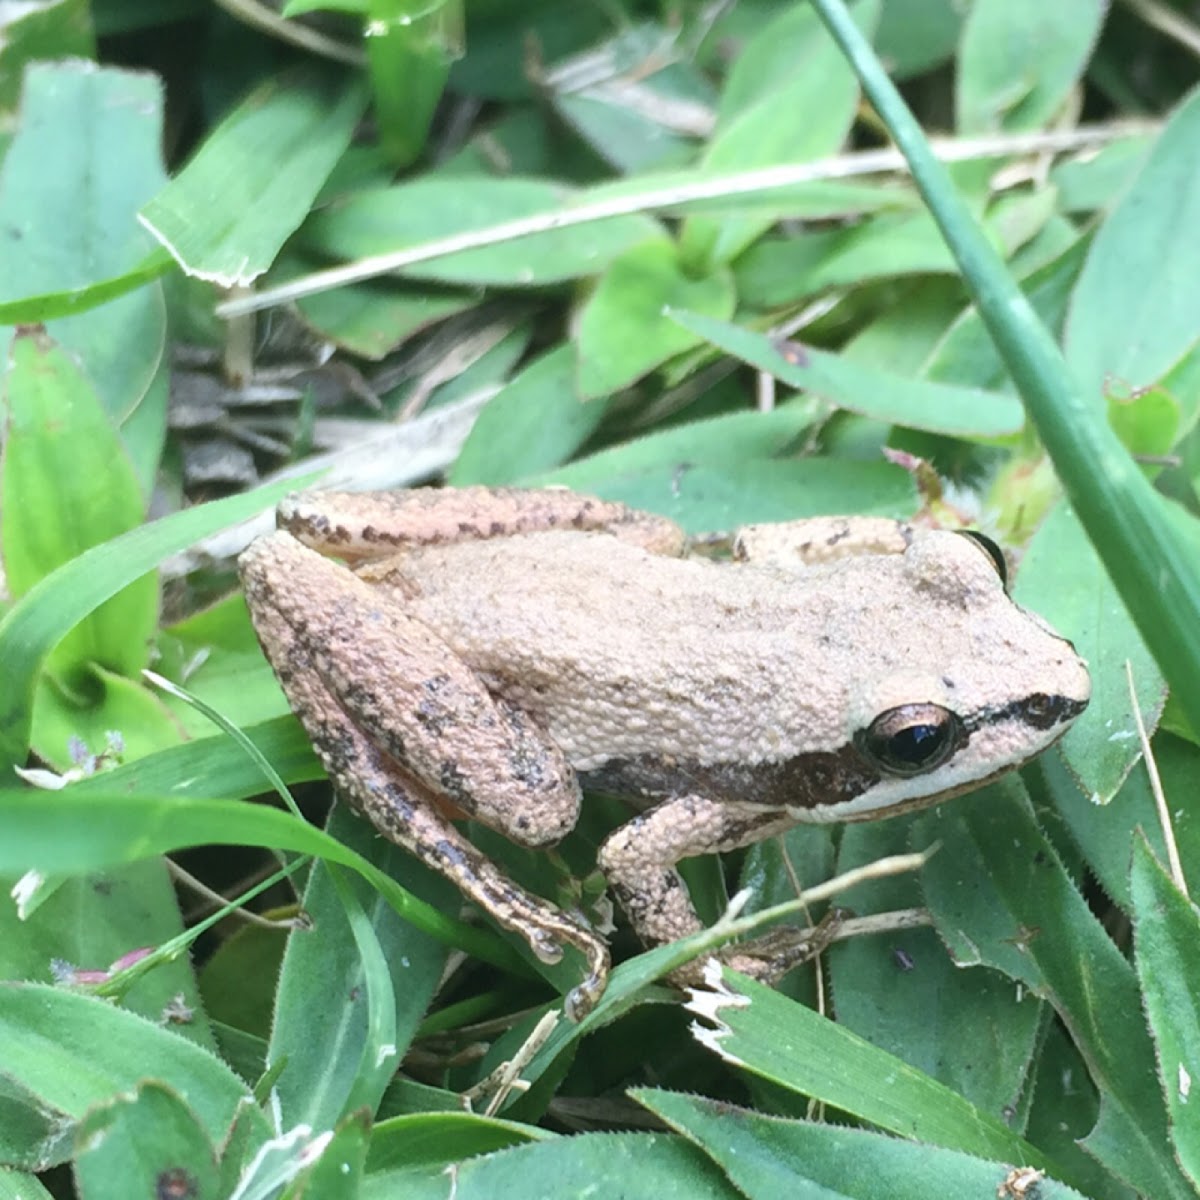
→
(239, 487, 1090, 1020)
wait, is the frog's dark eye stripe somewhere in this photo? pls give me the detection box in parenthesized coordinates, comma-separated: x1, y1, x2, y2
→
(854, 704, 966, 777)
(956, 529, 1008, 586)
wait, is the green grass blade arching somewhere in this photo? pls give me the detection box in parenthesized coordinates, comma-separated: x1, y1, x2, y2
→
(808, 0, 1200, 739)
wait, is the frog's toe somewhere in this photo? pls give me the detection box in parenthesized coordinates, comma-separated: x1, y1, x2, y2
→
(527, 929, 565, 965)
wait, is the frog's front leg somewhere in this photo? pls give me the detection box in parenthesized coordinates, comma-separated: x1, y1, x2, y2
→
(241, 531, 610, 1020)
(598, 797, 809, 986)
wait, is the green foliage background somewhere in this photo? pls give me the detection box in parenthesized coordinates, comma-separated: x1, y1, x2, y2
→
(0, 1, 1199, 1197)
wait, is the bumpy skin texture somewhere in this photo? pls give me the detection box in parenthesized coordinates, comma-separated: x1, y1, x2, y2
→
(240, 487, 1091, 1020)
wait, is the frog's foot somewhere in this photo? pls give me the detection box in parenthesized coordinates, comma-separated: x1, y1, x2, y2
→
(667, 914, 846, 990)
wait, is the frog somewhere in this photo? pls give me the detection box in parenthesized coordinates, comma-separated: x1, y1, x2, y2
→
(239, 486, 1091, 1021)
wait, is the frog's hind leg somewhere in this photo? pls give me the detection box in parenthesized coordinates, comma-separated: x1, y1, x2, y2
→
(242, 533, 609, 1019)
(598, 796, 812, 986)
(242, 530, 584, 847)
(278, 487, 687, 559)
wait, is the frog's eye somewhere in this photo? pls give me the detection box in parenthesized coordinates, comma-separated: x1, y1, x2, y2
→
(855, 704, 965, 777)
(956, 530, 1008, 586)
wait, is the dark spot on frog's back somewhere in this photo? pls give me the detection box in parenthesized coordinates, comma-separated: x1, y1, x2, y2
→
(583, 745, 882, 809)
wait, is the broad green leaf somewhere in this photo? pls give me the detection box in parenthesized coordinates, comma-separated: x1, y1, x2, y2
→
(0, 858, 213, 1047)
(875, 0, 963, 77)
(830, 820, 1041, 1118)
(0, 0, 94, 113)
(735, 212, 961, 308)
(284, 1109, 370, 1197)
(1065, 88, 1200, 404)
(637, 1089, 1091, 1199)
(736, 191, 1053, 310)
(0, 1166, 56, 1199)
(1, 328, 155, 682)
(0, 983, 268, 1159)
(1044, 731, 1200, 910)
(0, 63, 166, 423)
(1023, 1022, 1127, 1200)
(544, 457, 917, 532)
(0, 476, 302, 772)
(1131, 836, 1200, 1191)
(924, 235, 1090, 389)
(367, 1113, 547, 1173)
(681, 0, 875, 268)
(957, 0, 1108, 133)
(576, 238, 735, 399)
(268, 808, 450, 1129)
(303, 176, 663, 287)
(73, 1082, 220, 1200)
(1014, 502, 1163, 802)
(294, 272, 475, 360)
(1050, 135, 1153, 215)
(916, 780, 1193, 1199)
(141, 64, 369, 286)
(451, 345, 611, 485)
(671, 309, 1025, 437)
(362, 1131, 738, 1200)
(158, 595, 293, 738)
(683, 966, 1048, 1167)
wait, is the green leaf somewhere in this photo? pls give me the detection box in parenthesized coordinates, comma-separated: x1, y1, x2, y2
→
(1131, 835, 1200, 1191)
(956, 0, 1108, 133)
(284, 1109, 370, 1197)
(0, 857, 213, 1046)
(637, 1089, 1092, 1199)
(0, 477, 306, 773)
(576, 238, 735, 399)
(0, 0, 94, 113)
(1014, 502, 1164, 802)
(0, 1165, 57, 1199)
(830, 820, 1041, 1118)
(293, 271, 475, 360)
(923, 235, 1090, 389)
(304, 176, 663, 287)
(450, 345, 611, 485)
(681, 0, 875, 268)
(0, 63, 166, 423)
(0, 983, 268, 1164)
(671, 309, 1025, 437)
(73, 1082, 220, 1200)
(1065, 88, 1200, 404)
(268, 808, 449, 1129)
(544, 457, 917, 533)
(1, 327, 155, 685)
(683, 966, 1049, 1168)
(366, 0, 462, 167)
(140, 64, 369, 286)
(361, 1131, 738, 1200)
(916, 780, 1192, 1199)
(366, 1112, 547, 1172)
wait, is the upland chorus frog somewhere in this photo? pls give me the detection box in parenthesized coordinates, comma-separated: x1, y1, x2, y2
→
(240, 487, 1090, 1019)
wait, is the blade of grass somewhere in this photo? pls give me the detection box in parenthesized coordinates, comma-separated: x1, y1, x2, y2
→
(0, 477, 318, 773)
(808, 0, 1200, 740)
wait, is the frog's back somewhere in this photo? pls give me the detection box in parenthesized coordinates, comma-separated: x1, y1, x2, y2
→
(379, 531, 851, 773)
